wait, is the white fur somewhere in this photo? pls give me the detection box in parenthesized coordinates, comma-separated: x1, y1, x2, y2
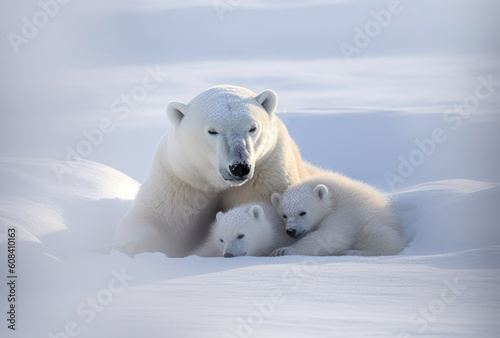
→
(270, 170, 406, 256)
(192, 202, 296, 257)
(114, 85, 318, 257)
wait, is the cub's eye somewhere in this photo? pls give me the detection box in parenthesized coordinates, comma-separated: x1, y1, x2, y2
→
(208, 129, 219, 135)
(282, 215, 287, 219)
(249, 126, 257, 133)
(237, 234, 245, 239)
(299, 211, 307, 216)
(220, 239, 223, 243)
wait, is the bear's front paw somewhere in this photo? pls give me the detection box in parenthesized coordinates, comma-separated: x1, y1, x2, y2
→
(270, 247, 299, 257)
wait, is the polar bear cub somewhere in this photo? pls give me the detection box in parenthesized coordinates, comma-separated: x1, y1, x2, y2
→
(193, 202, 296, 257)
(270, 171, 406, 256)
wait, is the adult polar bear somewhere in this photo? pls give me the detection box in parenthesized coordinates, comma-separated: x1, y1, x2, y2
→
(115, 85, 318, 257)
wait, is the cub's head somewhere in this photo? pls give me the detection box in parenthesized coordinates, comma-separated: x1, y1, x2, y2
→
(166, 85, 278, 189)
(214, 204, 270, 258)
(271, 184, 331, 238)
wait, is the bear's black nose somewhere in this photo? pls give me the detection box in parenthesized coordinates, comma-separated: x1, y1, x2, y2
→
(224, 253, 234, 258)
(229, 163, 251, 178)
(286, 229, 297, 237)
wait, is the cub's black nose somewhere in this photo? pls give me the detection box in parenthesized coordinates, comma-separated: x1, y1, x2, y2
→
(286, 229, 297, 237)
(229, 163, 251, 178)
(224, 253, 234, 258)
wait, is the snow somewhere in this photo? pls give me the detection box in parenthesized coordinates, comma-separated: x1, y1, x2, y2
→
(1, 0, 500, 337)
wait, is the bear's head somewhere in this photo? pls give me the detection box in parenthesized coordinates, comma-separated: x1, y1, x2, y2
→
(166, 85, 278, 189)
(271, 184, 332, 238)
(213, 204, 272, 257)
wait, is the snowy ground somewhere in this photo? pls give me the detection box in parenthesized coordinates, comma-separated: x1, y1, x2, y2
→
(1, 1, 500, 337)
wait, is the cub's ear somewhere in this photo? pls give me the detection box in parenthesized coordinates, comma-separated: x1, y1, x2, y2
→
(255, 89, 278, 115)
(166, 101, 187, 127)
(249, 205, 264, 220)
(215, 211, 224, 222)
(270, 193, 282, 208)
(313, 184, 329, 201)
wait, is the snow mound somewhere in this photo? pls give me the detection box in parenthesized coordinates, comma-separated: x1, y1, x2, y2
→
(392, 179, 500, 253)
(0, 158, 138, 255)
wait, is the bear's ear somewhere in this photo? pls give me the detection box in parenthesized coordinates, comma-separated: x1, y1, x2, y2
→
(166, 101, 187, 127)
(313, 184, 329, 201)
(270, 193, 282, 208)
(249, 205, 264, 220)
(216, 211, 224, 222)
(255, 89, 278, 115)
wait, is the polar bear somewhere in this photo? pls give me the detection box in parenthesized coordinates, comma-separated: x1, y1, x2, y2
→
(115, 85, 318, 257)
(270, 171, 406, 256)
(193, 202, 296, 257)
